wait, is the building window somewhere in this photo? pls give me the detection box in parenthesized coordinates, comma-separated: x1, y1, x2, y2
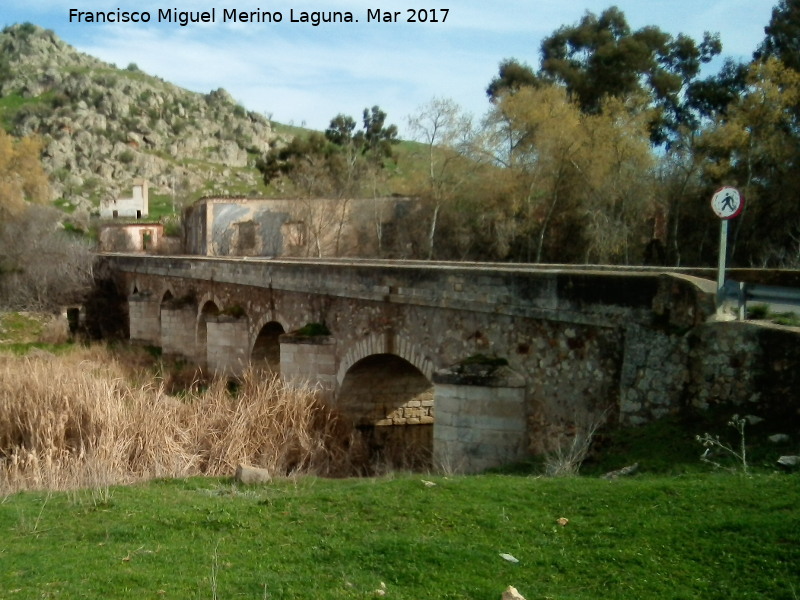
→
(236, 221, 257, 254)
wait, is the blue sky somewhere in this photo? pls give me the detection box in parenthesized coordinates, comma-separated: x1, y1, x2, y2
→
(2, 1, 777, 136)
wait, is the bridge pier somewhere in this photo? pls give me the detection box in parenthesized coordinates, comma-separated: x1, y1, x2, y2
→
(432, 365, 528, 474)
(279, 334, 337, 401)
(206, 316, 250, 376)
(128, 292, 160, 346)
(160, 304, 197, 360)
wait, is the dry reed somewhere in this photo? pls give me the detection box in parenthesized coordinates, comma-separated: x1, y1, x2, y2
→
(0, 347, 355, 494)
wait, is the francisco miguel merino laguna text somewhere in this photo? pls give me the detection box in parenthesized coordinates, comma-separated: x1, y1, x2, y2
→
(69, 8, 357, 26)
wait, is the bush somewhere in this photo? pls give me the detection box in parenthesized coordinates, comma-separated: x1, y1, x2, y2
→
(0, 347, 357, 493)
(0, 205, 94, 311)
(747, 303, 769, 319)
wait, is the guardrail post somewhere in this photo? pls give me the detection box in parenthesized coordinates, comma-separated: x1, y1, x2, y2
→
(737, 281, 747, 321)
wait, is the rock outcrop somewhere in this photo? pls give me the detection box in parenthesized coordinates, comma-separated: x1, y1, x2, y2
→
(0, 23, 281, 211)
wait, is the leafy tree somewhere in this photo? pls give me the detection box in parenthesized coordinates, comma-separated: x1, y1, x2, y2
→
(476, 84, 657, 263)
(0, 133, 93, 309)
(0, 205, 94, 309)
(324, 114, 358, 146)
(755, 0, 800, 72)
(407, 97, 475, 258)
(697, 58, 800, 266)
(577, 95, 656, 263)
(360, 105, 399, 159)
(259, 106, 398, 200)
(491, 7, 721, 145)
(0, 130, 50, 222)
(258, 132, 336, 197)
(486, 59, 540, 100)
(684, 58, 748, 122)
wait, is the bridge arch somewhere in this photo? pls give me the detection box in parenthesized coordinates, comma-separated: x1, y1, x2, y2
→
(251, 320, 285, 372)
(336, 332, 435, 470)
(337, 352, 434, 470)
(336, 332, 435, 387)
(196, 296, 222, 367)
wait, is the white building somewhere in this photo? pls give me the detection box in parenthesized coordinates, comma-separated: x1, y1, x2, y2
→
(100, 180, 149, 219)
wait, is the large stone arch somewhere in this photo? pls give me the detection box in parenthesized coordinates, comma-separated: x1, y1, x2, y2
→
(336, 332, 435, 387)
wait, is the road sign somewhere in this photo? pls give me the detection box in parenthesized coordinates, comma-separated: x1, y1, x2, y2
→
(711, 186, 743, 311)
(711, 186, 743, 219)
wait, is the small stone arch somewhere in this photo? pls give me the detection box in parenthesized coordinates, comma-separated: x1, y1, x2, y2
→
(196, 297, 222, 368)
(159, 289, 175, 305)
(251, 320, 285, 372)
(196, 293, 224, 319)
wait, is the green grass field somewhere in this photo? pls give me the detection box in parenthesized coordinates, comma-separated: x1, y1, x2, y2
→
(1, 472, 798, 599)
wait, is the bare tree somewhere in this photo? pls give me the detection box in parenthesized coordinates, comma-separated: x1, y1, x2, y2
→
(407, 97, 475, 259)
(0, 205, 94, 309)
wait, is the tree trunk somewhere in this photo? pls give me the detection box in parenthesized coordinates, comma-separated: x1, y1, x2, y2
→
(427, 203, 440, 260)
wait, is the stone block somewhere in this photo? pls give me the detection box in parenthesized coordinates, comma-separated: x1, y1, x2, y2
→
(235, 464, 272, 484)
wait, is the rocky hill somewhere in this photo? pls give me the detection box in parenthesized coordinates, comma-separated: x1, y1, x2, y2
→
(0, 23, 281, 213)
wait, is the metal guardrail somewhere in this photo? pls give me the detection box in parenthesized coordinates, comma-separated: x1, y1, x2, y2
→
(721, 280, 800, 319)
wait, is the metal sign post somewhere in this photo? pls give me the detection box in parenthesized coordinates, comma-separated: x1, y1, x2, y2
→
(710, 186, 743, 309)
(717, 218, 729, 296)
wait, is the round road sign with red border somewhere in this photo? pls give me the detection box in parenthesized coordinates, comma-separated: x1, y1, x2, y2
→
(711, 186, 743, 219)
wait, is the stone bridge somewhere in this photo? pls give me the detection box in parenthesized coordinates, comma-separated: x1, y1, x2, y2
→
(94, 255, 798, 472)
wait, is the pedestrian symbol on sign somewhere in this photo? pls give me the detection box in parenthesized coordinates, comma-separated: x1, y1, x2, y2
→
(711, 186, 743, 220)
(721, 193, 735, 212)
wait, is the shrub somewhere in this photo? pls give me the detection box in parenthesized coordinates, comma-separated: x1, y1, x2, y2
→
(747, 303, 769, 319)
(0, 347, 357, 494)
(293, 322, 331, 336)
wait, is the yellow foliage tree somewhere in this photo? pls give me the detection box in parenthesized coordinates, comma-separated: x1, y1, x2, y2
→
(482, 85, 656, 263)
(0, 129, 50, 221)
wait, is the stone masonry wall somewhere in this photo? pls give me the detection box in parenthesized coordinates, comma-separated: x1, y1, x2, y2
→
(619, 324, 690, 425)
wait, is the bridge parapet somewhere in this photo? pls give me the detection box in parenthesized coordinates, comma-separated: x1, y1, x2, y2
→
(98, 254, 716, 328)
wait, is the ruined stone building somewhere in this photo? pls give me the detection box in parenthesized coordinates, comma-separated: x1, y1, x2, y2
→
(183, 196, 418, 258)
(97, 222, 164, 253)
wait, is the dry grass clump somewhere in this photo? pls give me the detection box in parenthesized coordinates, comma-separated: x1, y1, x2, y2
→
(0, 347, 354, 494)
